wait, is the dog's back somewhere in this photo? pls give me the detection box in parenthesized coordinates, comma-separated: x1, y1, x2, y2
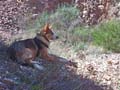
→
(8, 39, 38, 64)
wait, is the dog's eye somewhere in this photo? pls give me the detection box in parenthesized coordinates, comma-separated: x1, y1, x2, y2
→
(51, 31, 54, 35)
(48, 29, 54, 35)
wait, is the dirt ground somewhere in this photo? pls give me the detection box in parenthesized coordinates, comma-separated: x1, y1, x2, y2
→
(0, 40, 119, 90)
(0, 0, 120, 90)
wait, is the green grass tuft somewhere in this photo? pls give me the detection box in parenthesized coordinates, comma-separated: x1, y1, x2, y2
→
(31, 85, 43, 90)
(92, 20, 120, 53)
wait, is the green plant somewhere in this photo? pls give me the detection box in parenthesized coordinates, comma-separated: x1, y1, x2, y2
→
(72, 42, 87, 52)
(31, 85, 43, 90)
(92, 20, 120, 52)
(72, 26, 92, 42)
(66, 26, 92, 51)
(52, 5, 79, 26)
(20, 75, 31, 84)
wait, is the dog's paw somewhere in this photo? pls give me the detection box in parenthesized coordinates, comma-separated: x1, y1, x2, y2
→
(33, 64, 44, 71)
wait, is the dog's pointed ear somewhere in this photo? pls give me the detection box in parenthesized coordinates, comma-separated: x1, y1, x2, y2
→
(49, 24, 52, 29)
(44, 23, 49, 32)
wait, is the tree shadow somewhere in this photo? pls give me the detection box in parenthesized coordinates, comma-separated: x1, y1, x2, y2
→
(0, 41, 8, 56)
(36, 55, 114, 90)
(0, 48, 114, 90)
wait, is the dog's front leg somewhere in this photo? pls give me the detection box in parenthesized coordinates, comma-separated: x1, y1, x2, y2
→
(40, 48, 55, 61)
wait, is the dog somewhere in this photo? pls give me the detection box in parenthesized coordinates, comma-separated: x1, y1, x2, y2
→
(7, 24, 59, 70)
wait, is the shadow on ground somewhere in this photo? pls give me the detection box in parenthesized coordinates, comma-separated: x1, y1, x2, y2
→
(0, 44, 113, 90)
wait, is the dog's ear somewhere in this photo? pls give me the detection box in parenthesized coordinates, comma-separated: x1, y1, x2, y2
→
(49, 24, 52, 29)
(43, 23, 53, 34)
(43, 23, 49, 33)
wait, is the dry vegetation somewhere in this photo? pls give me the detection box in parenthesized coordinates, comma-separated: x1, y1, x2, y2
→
(0, 0, 120, 90)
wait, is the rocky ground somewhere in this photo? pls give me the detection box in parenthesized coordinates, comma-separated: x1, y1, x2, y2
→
(0, 0, 120, 90)
(50, 41, 120, 90)
(0, 40, 119, 90)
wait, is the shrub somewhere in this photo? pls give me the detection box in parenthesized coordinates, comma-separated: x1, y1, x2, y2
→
(72, 26, 92, 42)
(68, 26, 92, 51)
(51, 5, 79, 27)
(92, 20, 120, 53)
(31, 5, 79, 31)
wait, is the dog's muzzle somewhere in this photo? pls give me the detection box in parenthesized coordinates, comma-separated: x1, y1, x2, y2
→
(56, 36, 59, 39)
(52, 34, 59, 40)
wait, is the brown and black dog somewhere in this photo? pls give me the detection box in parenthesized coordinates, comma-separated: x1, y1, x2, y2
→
(8, 24, 58, 70)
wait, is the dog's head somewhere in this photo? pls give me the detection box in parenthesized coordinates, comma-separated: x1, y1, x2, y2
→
(40, 23, 59, 41)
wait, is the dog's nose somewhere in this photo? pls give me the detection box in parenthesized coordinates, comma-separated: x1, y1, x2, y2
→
(56, 36, 59, 39)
